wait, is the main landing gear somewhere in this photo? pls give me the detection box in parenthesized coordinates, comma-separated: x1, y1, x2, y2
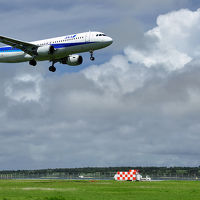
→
(49, 61, 56, 72)
(90, 51, 95, 61)
(29, 58, 56, 72)
(29, 59, 37, 66)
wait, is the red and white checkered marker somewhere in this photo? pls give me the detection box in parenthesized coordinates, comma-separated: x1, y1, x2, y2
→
(114, 170, 141, 181)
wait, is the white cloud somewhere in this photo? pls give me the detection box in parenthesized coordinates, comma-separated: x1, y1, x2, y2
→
(83, 55, 149, 94)
(4, 73, 43, 103)
(84, 9, 200, 95)
(128, 8, 200, 71)
(2, 7, 200, 169)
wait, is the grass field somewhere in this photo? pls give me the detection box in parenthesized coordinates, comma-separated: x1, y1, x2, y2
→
(0, 179, 199, 200)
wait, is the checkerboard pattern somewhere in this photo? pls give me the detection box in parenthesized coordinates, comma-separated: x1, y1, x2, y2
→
(114, 170, 138, 181)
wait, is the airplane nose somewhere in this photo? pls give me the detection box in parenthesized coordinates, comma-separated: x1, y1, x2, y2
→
(106, 36, 113, 45)
(109, 37, 113, 44)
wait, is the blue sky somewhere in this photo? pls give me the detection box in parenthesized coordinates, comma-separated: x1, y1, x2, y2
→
(0, 0, 200, 170)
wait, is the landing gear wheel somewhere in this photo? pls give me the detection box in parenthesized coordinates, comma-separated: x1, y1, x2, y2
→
(29, 59, 37, 66)
(49, 66, 56, 72)
(90, 56, 95, 61)
(90, 51, 95, 61)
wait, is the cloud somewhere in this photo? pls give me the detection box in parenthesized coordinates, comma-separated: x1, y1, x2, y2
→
(126, 8, 200, 71)
(81, 8, 200, 166)
(84, 9, 200, 95)
(1, 5, 200, 169)
(5, 74, 43, 103)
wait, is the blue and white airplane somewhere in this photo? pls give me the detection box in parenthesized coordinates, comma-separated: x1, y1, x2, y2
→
(0, 31, 113, 72)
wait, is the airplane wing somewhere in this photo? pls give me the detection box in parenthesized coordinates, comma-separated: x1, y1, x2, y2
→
(0, 35, 39, 56)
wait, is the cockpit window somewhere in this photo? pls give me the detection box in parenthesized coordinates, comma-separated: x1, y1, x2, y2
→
(96, 34, 107, 37)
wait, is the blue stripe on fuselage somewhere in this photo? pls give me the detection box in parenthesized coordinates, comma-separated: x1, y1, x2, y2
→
(0, 42, 95, 53)
(52, 42, 93, 49)
(0, 47, 22, 52)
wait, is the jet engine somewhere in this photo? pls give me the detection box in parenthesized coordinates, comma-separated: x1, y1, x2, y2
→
(37, 45, 55, 56)
(61, 55, 83, 66)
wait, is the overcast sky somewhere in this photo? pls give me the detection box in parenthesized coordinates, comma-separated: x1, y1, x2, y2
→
(1, 0, 200, 170)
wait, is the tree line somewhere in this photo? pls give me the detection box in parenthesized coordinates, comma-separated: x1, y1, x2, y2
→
(0, 167, 200, 177)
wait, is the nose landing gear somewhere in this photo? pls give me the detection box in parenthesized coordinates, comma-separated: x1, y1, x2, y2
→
(90, 51, 95, 61)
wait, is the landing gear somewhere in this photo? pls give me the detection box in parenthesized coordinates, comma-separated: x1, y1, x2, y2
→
(49, 66, 56, 72)
(29, 59, 37, 66)
(90, 56, 95, 61)
(49, 61, 56, 72)
(90, 51, 95, 61)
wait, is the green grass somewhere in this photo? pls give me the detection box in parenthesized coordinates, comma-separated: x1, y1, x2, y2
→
(0, 179, 199, 200)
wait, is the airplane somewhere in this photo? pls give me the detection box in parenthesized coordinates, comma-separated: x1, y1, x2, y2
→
(0, 31, 113, 72)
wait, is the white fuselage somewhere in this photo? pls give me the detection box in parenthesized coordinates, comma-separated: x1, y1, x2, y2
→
(0, 31, 113, 63)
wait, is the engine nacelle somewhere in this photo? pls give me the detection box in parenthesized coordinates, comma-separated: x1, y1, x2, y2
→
(61, 55, 83, 66)
(37, 45, 55, 56)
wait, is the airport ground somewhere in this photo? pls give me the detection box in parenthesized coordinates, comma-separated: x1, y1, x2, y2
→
(0, 179, 199, 200)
